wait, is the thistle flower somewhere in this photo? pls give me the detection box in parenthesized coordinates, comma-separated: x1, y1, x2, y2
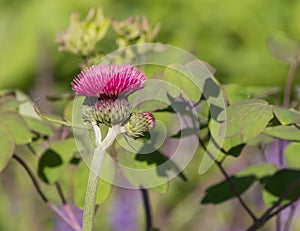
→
(72, 64, 146, 99)
(72, 64, 149, 127)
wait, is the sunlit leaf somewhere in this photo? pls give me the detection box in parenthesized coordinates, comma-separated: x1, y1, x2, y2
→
(263, 125, 300, 141)
(284, 142, 300, 169)
(273, 106, 300, 125)
(63, 100, 74, 122)
(15, 90, 40, 119)
(73, 158, 114, 208)
(0, 124, 15, 171)
(236, 163, 277, 179)
(38, 138, 78, 183)
(164, 64, 201, 101)
(224, 84, 250, 105)
(0, 97, 19, 111)
(24, 117, 53, 136)
(0, 112, 32, 145)
(210, 119, 244, 157)
(222, 100, 273, 141)
(118, 150, 176, 193)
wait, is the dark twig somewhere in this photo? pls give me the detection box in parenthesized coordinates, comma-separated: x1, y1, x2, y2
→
(247, 178, 300, 231)
(198, 138, 257, 221)
(13, 154, 80, 231)
(55, 182, 82, 229)
(140, 187, 153, 231)
(13, 154, 48, 202)
(55, 182, 67, 204)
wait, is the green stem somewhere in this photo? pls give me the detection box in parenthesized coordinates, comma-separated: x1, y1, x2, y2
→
(82, 125, 120, 231)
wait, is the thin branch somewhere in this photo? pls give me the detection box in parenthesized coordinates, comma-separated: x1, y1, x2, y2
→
(247, 178, 300, 231)
(48, 203, 81, 231)
(55, 182, 67, 204)
(140, 187, 153, 231)
(13, 154, 80, 231)
(283, 60, 299, 107)
(55, 182, 82, 230)
(198, 138, 257, 221)
(13, 154, 48, 203)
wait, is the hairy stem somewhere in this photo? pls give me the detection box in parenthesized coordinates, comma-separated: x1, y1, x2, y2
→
(140, 188, 153, 231)
(82, 125, 119, 231)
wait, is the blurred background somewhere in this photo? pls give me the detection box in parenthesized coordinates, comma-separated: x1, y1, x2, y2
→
(1, 0, 300, 230)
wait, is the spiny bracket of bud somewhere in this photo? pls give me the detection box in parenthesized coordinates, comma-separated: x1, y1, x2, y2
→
(55, 8, 110, 57)
(125, 112, 155, 139)
(82, 97, 131, 127)
(94, 99, 131, 126)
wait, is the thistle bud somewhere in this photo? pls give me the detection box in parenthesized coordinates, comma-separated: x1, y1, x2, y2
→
(125, 112, 155, 139)
(93, 99, 131, 126)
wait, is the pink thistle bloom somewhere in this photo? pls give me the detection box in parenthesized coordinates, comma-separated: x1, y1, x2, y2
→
(72, 64, 147, 99)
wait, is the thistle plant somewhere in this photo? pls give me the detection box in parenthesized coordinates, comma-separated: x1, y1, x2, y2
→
(71, 63, 155, 230)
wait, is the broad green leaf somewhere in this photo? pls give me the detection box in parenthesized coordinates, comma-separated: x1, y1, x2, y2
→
(0, 112, 32, 145)
(118, 150, 178, 193)
(222, 100, 273, 141)
(285, 143, 300, 169)
(273, 106, 300, 125)
(24, 117, 53, 136)
(201, 176, 256, 204)
(210, 119, 244, 157)
(0, 124, 15, 171)
(164, 64, 201, 101)
(0, 97, 19, 111)
(73, 158, 114, 209)
(170, 128, 199, 138)
(263, 125, 300, 141)
(267, 32, 300, 64)
(15, 90, 40, 119)
(262, 189, 285, 207)
(63, 100, 74, 122)
(38, 138, 78, 183)
(263, 169, 300, 203)
(236, 163, 277, 179)
(224, 84, 250, 105)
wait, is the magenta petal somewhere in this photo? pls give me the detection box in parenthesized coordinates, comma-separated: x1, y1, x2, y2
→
(72, 64, 147, 98)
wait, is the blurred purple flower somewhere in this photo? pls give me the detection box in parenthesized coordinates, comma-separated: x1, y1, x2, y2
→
(110, 187, 140, 231)
(264, 139, 289, 168)
(53, 206, 82, 231)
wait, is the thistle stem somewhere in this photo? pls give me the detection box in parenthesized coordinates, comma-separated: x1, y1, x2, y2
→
(82, 125, 119, 231)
